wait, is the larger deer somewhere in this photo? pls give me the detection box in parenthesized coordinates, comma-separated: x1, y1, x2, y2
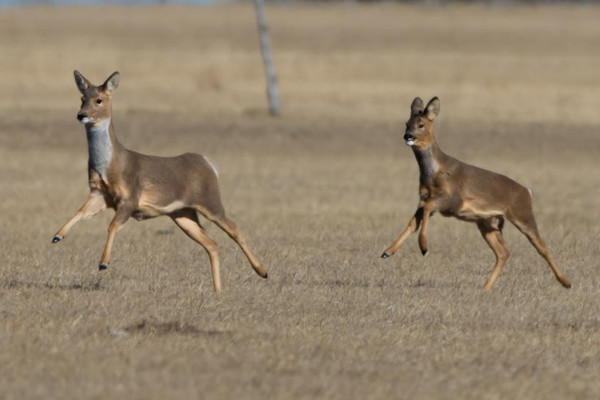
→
(52, 71, 268, 294)
(381, 97, 571, 289)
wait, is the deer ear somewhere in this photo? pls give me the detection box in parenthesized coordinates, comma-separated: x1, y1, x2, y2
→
(411, 97, 425, 116)
(425, 97, 440, 121)
(74, 70, 91, 94)
(102, 71, 120, 93)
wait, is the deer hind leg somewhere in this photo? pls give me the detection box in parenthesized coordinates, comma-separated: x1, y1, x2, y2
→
(382, 207, 423, 258)
(52, 191, 107, 243)
(507, 209, 571, 289)
(477, 217, 510, 290)
(171, 209, 221, 294)
(216, 215, 268, 279)
(196, 206, 267, 279)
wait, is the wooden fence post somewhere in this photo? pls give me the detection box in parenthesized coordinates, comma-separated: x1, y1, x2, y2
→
(253, 0, 280, 116)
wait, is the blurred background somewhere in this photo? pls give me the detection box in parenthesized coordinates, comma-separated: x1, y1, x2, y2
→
(1, 1, 599, 399)
(1, 0, 599, 126)
(1, 0, 599, 4)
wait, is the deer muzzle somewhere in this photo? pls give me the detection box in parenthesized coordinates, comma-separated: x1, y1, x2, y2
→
(77, 112, 90, 124)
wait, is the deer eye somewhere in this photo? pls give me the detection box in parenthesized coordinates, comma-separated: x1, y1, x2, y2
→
(96, 98, 103, 105)
(418, 123, 425, 129)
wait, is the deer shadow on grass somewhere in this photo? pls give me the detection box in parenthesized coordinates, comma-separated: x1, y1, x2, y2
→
(115, 319, 231, 338)
(2, 278, 104, 292)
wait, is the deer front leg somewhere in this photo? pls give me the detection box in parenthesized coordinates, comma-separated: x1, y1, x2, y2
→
(98, 207, 132, 271)
(418, 201, 436, 256)
(52, 190, 107, 243)
(381, 206, 424, 258)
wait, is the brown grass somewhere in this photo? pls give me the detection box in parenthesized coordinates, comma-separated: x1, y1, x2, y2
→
(1, 3, 599, 399)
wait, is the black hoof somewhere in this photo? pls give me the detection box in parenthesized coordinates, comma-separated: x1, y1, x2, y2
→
(263, 272, 269, 279)
(99, 264, 108, 271)
(421, 248, 428, 256)
(52, 236, 62, 244)
(381, 252, 389, 259)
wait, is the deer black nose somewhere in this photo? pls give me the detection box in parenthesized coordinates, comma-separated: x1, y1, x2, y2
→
(404, 133, 415, 141)
(77, 113, 87, 121)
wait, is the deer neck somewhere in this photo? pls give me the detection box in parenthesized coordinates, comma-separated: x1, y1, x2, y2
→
(413, 139, 447, 183)
(85, 119, 122, 181)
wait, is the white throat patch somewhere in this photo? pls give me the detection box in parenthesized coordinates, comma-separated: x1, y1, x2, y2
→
(418, 147, 439, 179)
(422, 156, 439, 177)
(86, 119, 112, 180)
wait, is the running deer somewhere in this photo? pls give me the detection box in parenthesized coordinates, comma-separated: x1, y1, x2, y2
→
(51, 71, 268, 293)
(381, 97, 571, 289)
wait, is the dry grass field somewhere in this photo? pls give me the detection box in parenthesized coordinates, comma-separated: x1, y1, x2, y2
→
(1, 3, 600, 399)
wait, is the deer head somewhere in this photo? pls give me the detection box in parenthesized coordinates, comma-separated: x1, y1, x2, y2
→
(403, 96, 440, 149)
(74, 70, 120, 125)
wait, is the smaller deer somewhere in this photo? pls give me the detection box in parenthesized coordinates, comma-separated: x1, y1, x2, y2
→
(381, 97, 571, 290)
(52, 71, 268, 294)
